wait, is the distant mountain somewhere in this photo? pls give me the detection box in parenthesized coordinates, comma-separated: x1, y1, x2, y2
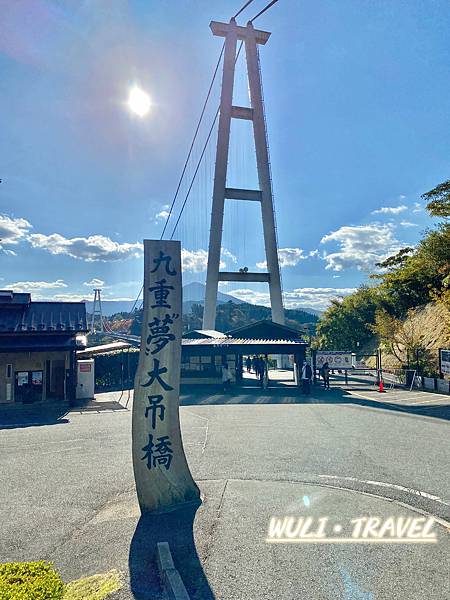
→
(84, 283, 244, 317)
(182, 282, 245, 305)
(84, 300, 136, 316)
(84, 282, 323, 319)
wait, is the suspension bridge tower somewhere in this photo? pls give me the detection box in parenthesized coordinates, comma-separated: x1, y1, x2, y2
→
(90, 288, 104, 333)
(203, 18, 285, 329)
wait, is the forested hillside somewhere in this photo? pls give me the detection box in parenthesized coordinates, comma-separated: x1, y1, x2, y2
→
(128, 300, 318, 337)
(316, 179, 450, 375)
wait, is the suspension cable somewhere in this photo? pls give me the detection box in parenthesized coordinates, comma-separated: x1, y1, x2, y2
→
(249, 0, 279, 23)
(159, 42, 225, 239)
(233, 0, 256, 19)
(169, 42, 244, 240)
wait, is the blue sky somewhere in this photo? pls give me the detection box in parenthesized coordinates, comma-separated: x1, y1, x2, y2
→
(1, 0, 449, 311)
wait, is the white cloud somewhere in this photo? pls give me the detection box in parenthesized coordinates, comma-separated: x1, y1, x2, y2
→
(399, 221, 418, 228)
(371, 205, 407, 215)
(155, 204, 170, 220)
(28, 233, 143, 262)
(399, 195, 406, 200)
(221, 248, 237, 264)
(181, 248, 236, 273)
(0, 215, 32, 253)
(228, 287, 357, 310)
(83, 278, 105, 287)
(412, 202, 423, 213)
(257, 247, 306, 269)
(181, 249, 209, 273)
(6, 280, 68, 292)
(320, 223, 403, 272)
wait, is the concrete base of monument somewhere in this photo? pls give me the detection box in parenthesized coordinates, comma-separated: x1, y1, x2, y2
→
(49, 478, 449, 600)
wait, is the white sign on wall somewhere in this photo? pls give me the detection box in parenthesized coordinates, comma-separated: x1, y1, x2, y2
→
(316, 351, 354, 369)
(440, 349, 450, 376)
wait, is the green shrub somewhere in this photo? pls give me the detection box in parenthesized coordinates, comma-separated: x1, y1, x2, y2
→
(0, 561, 64, 600)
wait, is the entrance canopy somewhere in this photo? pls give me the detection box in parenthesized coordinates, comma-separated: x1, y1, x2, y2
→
(182, 337, 307, 357)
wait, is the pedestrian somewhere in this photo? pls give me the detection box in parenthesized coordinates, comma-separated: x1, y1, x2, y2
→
(251, 355, 258, 374)
(321, 362, 330, 389)
(301, 359, 312, 394)
(221, 363, 232, 392)
(245, 356, 252, 373)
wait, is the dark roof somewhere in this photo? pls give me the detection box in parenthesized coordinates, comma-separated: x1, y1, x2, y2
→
(226, 319, 302, 341)
(0, 335, 85, 352)
(0, 290, 31, 305)
(182, 337, 307, 355)
(0, 293, 88, 335)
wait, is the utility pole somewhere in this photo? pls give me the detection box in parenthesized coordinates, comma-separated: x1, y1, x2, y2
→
(203, 18, 285, 330)
(90, 288, 104, 333)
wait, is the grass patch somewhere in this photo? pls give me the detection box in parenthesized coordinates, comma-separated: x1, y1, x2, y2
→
(0, 561, 65, 600)
(0, 563, 123, 600)
(63, 570, 123, 600)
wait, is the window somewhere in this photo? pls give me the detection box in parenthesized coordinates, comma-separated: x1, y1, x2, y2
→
(6, 364, 12, 379)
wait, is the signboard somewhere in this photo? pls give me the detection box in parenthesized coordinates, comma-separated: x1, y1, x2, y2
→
(440, 349, 450, 376)
(79, 363, 92, 373)
(132, 239, 200, 513)
(316, 351, 354, 369)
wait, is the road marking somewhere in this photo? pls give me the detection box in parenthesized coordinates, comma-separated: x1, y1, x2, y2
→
(183, 409, 209, 454)
(317, 474, 448, 505)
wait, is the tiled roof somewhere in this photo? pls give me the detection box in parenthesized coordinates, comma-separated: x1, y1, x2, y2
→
(0, 301, 88, 334)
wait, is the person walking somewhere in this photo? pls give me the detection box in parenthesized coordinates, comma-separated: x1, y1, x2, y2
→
(221, 363, 232, 392)
(245, 356, 252, 373)
(321, 362, 331, 389)
(301, 359, 312, 394)
(256, 356, 265, 388)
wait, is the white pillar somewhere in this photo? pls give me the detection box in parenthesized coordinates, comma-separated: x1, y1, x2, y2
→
(245, 24, 284, 325)
(203, 21, 238, 330)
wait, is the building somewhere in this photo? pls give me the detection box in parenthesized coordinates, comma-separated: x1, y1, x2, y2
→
(181, 320, 307, 386)
(0, 291, 88, 406)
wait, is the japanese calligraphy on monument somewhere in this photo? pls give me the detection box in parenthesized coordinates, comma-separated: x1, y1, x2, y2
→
(132, 239, 200, 513)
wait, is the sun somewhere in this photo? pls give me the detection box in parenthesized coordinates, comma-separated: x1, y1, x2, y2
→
(127, 86, 151, 117)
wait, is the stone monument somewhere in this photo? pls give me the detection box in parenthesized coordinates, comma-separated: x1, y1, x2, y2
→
(132, 239, 200, 513)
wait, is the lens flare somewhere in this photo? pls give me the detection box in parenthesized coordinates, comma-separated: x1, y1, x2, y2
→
(128, 87, 151, 117)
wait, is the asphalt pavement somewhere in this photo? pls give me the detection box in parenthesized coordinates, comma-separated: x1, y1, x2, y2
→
(0, 373, 449, 599)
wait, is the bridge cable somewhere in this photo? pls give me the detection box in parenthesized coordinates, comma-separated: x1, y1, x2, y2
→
(169, 42, 245, 240)
(160, 42, 225, 239)
(233, 0, 257, 19)
(249, 0, 279, 23)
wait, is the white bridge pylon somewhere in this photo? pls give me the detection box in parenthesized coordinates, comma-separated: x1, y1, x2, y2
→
(203, 18, 285, 330)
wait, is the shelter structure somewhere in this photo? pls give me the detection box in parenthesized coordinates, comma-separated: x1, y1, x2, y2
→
(181, 320, 307, 386)
(0, 291, 87, 405)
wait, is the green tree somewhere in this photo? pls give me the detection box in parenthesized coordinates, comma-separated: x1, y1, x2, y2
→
(421, 179, 450, 219)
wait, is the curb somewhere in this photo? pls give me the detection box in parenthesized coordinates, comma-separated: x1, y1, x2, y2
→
(156, 541, 190, 600)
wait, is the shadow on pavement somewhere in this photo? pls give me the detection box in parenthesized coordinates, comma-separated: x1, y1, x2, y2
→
(0, 404, 70, 429)
(311, 386, 450, 422)
(129, 501, 214, 600)
(180, 383, 450, 421)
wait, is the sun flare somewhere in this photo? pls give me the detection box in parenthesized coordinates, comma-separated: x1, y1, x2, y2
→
(127, 86, 151, 117)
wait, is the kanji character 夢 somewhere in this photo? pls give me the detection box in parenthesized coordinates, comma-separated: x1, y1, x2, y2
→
(145, 313, 179, 355)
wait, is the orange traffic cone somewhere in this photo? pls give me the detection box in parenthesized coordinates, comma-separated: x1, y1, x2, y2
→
(378, 379, 384, 393)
